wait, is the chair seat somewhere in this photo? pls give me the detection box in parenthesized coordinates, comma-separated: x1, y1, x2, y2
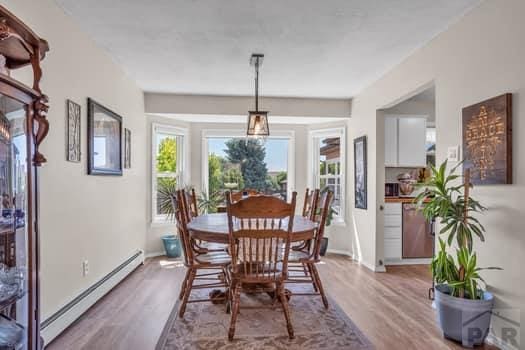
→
(196, 242, 228, 253)
(194, 251, 231, 266)
(288, 250, 311, 262)
(230, 262, 284, 280)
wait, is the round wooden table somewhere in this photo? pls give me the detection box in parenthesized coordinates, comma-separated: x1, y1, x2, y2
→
(187, 213, 317, 243)
(187, 213, 317, 303)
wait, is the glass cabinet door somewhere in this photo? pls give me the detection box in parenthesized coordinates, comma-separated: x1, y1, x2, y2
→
(0, 93, 29, 350)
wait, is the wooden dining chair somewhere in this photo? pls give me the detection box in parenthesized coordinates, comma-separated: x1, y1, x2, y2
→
(229, 188, 262, 202)
(286, 190, 333, 309)
(180, 189, 227, 254)
(226, 192, 297, 340)
(184, 188, 199, 218)
(293, 188, 320, 253)
(174, 190, 231, 318)
(302, 188, 320, 220)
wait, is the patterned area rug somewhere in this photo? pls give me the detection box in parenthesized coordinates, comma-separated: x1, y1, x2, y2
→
(156, 286, 374, 350)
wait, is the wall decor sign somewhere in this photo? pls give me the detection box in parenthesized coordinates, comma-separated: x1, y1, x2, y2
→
(124, 128, 131, 168)
(462, 93, 512, 185)
(66, 99, 81, 162)
(87, 98, 123, 175)
(354, 135, 367, 209)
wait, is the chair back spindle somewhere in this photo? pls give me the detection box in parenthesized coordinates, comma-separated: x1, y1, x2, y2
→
(174, 190, 195, 266)
(312, 191, 333, 261)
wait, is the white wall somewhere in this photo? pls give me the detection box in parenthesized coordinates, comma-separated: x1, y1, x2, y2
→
(348, 0, 524, 344)
(384, 95, 436, 122)
(3, 0, 147, 321)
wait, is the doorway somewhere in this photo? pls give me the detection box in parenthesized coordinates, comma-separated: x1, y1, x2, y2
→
(376, 85, 436, 269)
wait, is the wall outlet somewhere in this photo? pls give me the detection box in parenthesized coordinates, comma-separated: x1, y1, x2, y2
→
(82, 260, 89, 276)
(447, 146, 460, 162)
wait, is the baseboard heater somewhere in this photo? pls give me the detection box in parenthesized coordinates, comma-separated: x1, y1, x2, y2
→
(41, 250, 145, 345)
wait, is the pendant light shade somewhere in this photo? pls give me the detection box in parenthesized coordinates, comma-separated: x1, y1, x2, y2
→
(247, 110, 269, 136)
(247, 53, 270, 137)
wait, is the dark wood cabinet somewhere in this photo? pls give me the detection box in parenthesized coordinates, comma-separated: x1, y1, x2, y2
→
(0, 5, 49, 350)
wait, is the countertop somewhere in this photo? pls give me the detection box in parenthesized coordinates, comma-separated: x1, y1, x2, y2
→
(385, 197, 422, 204)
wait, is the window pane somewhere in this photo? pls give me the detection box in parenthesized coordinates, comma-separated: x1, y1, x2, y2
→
(156, 177, 177, 215)
(327, 162, 337, 175)
(319, 160, 326, 175)
(156, 134, 177, 173)
(207, 137, 289, 201)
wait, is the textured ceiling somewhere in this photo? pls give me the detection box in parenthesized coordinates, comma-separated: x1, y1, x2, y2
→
(54, 0, 479, 98)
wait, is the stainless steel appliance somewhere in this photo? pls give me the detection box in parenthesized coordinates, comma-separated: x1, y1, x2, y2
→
(385, 183, 399, 197)
(402, 203, 433, 258)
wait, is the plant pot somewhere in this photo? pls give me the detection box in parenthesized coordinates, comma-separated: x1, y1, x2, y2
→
(434, 284, 494, 347)
(161, 235, 181, 258)
(319, 237, 328, 256)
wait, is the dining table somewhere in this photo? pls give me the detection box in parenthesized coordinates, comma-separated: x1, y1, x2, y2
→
(187, 213, 318, 243)
(187, 212, 318, 302)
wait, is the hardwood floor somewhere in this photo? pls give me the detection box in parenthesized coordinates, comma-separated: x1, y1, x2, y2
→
(47, 254, 498, 350)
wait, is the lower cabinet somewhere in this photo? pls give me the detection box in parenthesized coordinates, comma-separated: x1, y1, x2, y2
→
(383, 201, 433, 264)
(383, 203, 402, 261)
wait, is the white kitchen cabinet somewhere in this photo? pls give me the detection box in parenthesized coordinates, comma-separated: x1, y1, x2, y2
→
(384, 117, 398, 167)
(398, 117, 427, 167)
(384, 115, 427, 167)
(383, 203, 402, 261)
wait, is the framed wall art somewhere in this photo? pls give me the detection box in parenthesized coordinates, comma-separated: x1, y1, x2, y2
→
(354, 135, 367, 209)
(462, 93, 512, 185)
(87, 98, 123, 175)
(124, 128, 131, 168)
(66, 99, 81, 162)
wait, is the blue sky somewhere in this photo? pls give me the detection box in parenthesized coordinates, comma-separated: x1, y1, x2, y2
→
(208, 138, 288, 172)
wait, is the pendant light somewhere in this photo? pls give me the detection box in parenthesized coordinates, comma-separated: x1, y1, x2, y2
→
(247, 53, 269, 137)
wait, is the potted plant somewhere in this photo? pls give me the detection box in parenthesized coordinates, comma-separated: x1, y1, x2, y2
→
(156, 178, 181, 258)
(415, 161, 500, 347)
(197, 190, 222, 214)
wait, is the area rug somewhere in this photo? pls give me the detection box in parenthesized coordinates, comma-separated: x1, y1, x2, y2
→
(156, 286, 374, 350)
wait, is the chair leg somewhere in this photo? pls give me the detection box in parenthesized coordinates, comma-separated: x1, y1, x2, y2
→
(228, 281, 241, 341)
(302, 263, 309, 276)
(277, 282, 295, 339)
(305, 263, 318, 292)
(179, 268, 196, 318)
(310, 263, 329, 309)
(178, 268, 191, 300)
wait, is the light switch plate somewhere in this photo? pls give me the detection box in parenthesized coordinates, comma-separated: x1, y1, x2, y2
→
(447, 146, 460, 162)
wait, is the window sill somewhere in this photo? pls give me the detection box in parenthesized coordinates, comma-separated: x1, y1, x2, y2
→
(329, 218, 346, 227)
(150, 218, 176, 228)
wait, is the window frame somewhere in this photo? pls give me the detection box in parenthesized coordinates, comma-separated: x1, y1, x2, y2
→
(201, 129, 295, 201)
(151, 123, 189, 223)
(308, 127, 346, 224)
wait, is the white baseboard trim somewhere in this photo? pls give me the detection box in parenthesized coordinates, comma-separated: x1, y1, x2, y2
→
(145, 251, 165, 259)
(485, 333, 519, 350)
(326, 249, 352, 256)
(350, 253, 386, 272)
(41, 250, 145, 345)
(384, 258, 432, 266)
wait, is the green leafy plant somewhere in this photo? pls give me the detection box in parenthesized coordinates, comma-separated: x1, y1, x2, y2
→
(197, 190, 222, 214)
(415, 161, 500, 300)
(156, 178, 178, 221)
